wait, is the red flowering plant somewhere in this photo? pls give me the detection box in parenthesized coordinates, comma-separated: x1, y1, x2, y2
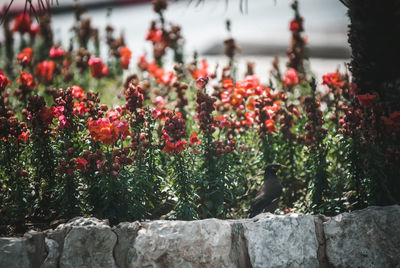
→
(14, 71, 36, 103)
(12, 14, 33, 35)
(119, 46, 132, 69)
(17, 47, 34, 67)
(85, 107, 137, 223)
(35, 60, 56, 85)
(0, 73, 29, 232)
(194, 79, 240, 218)
(159, 110, 197, 220)
(319, 71, 352, 128)
(88, 56, 109, 79)
(24, 95, 59, 220)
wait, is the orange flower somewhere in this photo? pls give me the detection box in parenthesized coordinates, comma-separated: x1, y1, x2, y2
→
(163, 140, 187, 153)
(189, 132, 201, 146)
(71, 85, 86, 101)
(242, 112, 255, 126)
(192, 59, 209, 79)
(17, 47, 33, 64)
(246, 97, 256, 111)
(265, 119, 278, 133)
(119, 46, 132, 69)
(18, 71, 36, 89)
(146, 27, 163, 43)
(73, 102, 89, 116)
(222, 78, 234, 89)
(322, 72, 344, 88)
(88, 118, 120, 145)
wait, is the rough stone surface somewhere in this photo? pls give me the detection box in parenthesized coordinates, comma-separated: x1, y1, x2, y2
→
(1, 206, 400, 268)
(243, 213, 319, 268)
(0, 237, 31, 268)
(131, 219, 236, 268)
(324, 205, 400, 268)
(0, 231, 46, 268)
(58, 217, 117, 268)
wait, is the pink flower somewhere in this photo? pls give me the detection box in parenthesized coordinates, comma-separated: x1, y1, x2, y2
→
(49, 46, 66, 59)
(283, 68, 299, 86)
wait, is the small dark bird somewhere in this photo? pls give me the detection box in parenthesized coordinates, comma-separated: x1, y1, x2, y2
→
(248, 164, 285, 218)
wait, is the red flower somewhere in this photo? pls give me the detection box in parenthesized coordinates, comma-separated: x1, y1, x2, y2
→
(242, 112, 255, 126)
(160, 71, 177, 86)
(75, 158, 88, 171)
(146, 27, 163, 43)
(17, 47, 33, 64)
(289, 20, 300, 33)
(163, 140, 187, 153)
(36, 60, 55, 84)
(106, 109, 119, 121)
(265, 119, 278, 133)
(49, 46, 66, 59)
(88, 57, 109, 79)
(322, 72, 344, 88)
(88, 118, 119, 145)
(0, 72, 11, 91)
(283, 68, 299, 86)
(13, 14, 31, 34)
(113, 120, 130, 139)
(17, 131, 29, 143)
(71, 85, 86, 100)
(192, 59, 209, 79)
(119, 46, 132, 69)
(17, 71, 36, 90)
(73, 102, 89, 116)
(189, 132, 201, 146)
(357, 94, 376, 108)
(222, 78, 234, 89)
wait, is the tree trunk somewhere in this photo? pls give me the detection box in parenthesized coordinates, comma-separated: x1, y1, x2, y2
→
(348, 0, 400, 112)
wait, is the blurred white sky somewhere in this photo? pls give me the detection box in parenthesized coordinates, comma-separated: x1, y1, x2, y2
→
(1, 0, 350, 81)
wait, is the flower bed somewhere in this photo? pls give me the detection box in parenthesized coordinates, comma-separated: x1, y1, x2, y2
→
(0, 0, 399, 235)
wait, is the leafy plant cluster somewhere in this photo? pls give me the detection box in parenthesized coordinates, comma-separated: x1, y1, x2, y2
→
(0, 0, 399, 235)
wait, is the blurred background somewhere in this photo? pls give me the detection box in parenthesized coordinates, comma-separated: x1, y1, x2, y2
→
(1, 0, 350, 81)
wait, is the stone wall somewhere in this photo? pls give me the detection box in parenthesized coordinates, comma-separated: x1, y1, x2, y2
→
(1, 205, 399, 268)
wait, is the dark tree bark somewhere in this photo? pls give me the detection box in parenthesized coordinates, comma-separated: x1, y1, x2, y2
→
(348, 0, 400, 112)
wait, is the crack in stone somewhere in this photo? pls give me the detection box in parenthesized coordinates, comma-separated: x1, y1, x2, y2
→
(230, 222, 252, 268)
(313, 215, 331, 268)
